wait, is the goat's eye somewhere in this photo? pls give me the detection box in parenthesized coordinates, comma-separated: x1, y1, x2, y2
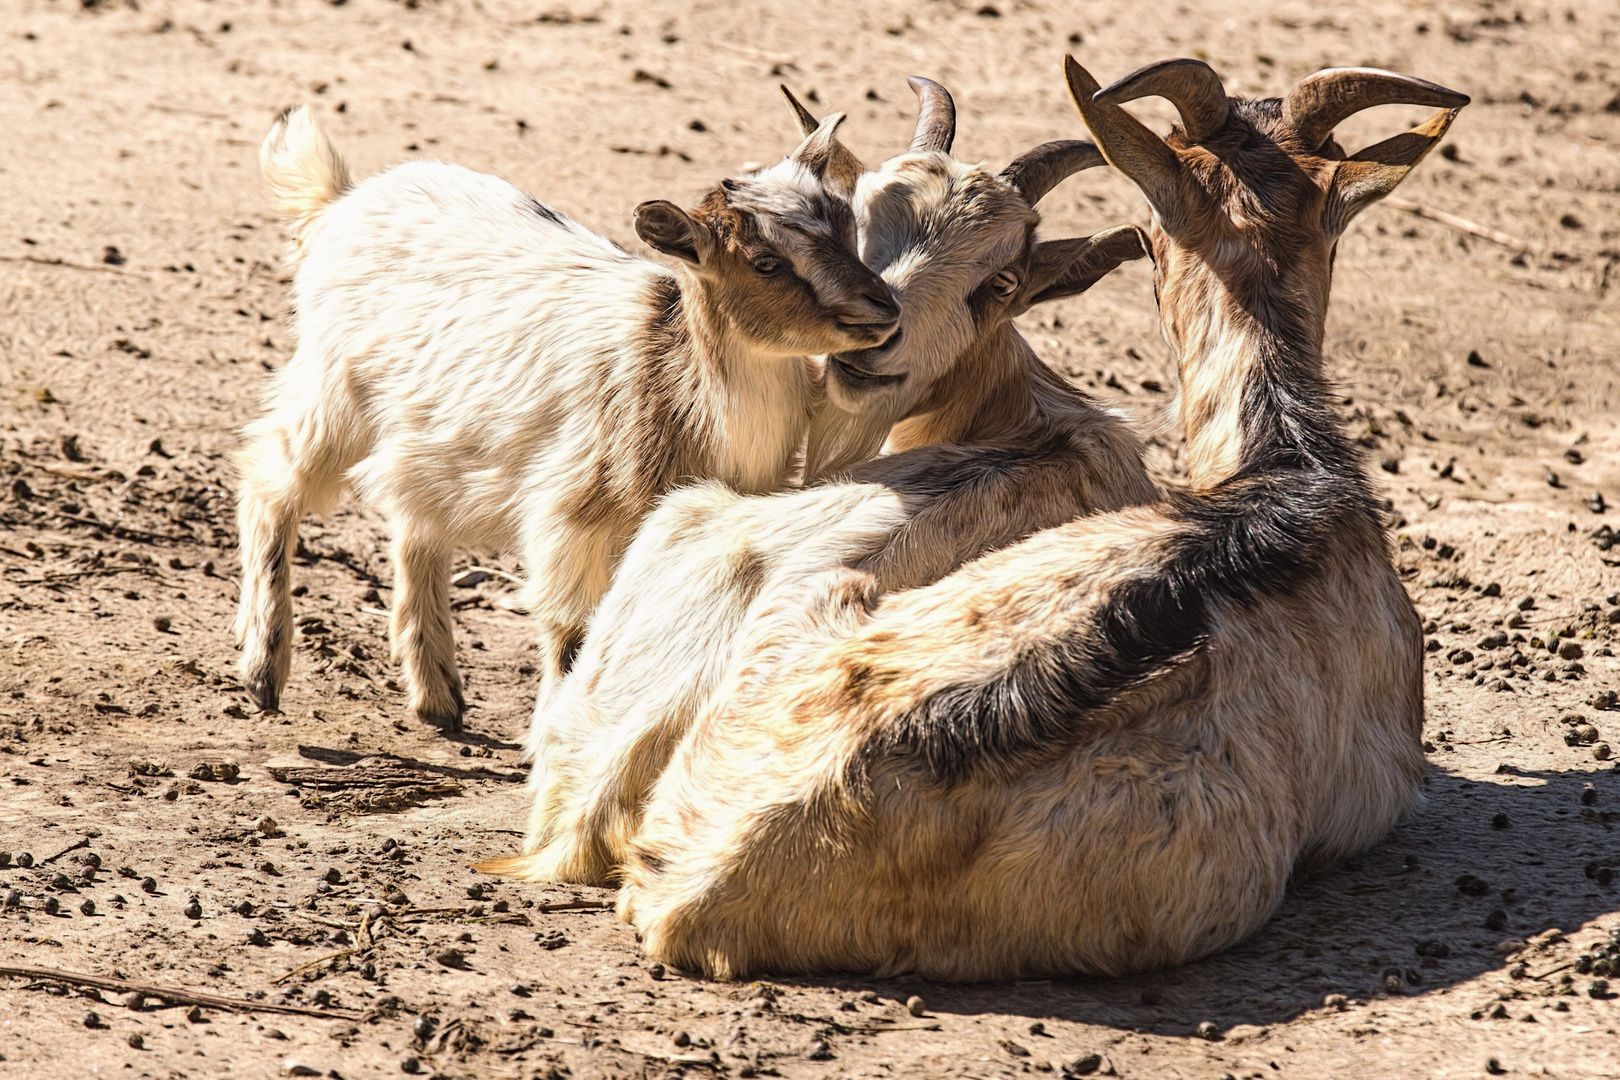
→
(751, 255, 784, 276)
(991, 270, 1019, 298)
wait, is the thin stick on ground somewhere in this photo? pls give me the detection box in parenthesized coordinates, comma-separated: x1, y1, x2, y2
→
(39, 838, 90, 865)
(271, 949, 360, 985)
(0, 963, 364, 1020)
(0, 254, 149, 278)
(1381, 196, 1528, 252)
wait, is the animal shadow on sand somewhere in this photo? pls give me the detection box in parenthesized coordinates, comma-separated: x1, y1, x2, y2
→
(778, 764, 1619, 1035)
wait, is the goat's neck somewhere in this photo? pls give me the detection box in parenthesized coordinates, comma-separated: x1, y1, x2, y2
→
(1163, 268, 1344, 490)
(676, 271, 812, 492)
(885, 324, 1047, 452)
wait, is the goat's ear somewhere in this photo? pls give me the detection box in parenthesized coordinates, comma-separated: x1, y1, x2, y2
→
(1322, 108, 1460, 235)
(1014, 225, 1150, 314)
(633, 200, 711, 265)
(791, 113, 866, 200)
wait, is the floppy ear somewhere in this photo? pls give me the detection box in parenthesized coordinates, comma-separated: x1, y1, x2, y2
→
(1014, 224, 1150, 314)
(633, 200, 711, 265)
(1322, 108, 1460, 236)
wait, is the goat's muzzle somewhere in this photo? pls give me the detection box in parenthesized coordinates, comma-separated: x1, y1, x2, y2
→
(828, 329, 907, 392)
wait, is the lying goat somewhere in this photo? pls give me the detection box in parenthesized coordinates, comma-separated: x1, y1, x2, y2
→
(233, 104, 899, 729)
(579, 57, 1464, 979)
(481, 79, 1156, 886)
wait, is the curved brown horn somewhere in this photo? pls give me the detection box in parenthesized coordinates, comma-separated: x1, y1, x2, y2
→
(1063, 56, 1184, 218)
(1094, 58, 1230, 142)
(1283, 68, 1470, 151)
(907, 76, 956, 154)
(999, 140, 1106, 204)
(779, 84, 820, 137)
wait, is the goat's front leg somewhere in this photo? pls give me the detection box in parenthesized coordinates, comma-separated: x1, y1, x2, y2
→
(389, 521, 465, 731)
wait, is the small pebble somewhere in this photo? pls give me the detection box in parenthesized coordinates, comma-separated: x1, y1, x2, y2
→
(153, 616, 172, 633)
(141, 877, 158, 894)
(255, 816, 279, 837)
(183, 899, 203, 920)
(1590, 978, 1611, 998)
(1029, 1021, 1046, 1036)
(118, 866, 138, 878)
(1485, 1057, 1506, 1076)
(2, 890, 19, 909)
(50, 872, 75, 891)
(1323, 994, 1347, 1010)
(906, 995, 927, 1017)
(186, 1005, 205, 1023)
(81, 852, 101, 869)
(1068, 1053, 1104, 1076)
(83, 1010, 102, 1028)
(284, 1063, 321, 1078)
(1195, 1020, 1220, 1039)
(412, 1015, 437, 1043)
(80, 899, 95, 916)
(123, 992, 146, 1010)
(15, 852, 32, 868)
(400, 1058, 421, 1075)
(235, 900, 254, 916)
(858, 990, 880, 1003)
(1596, 743, 1613, 761)
(672, 1031, 691, 1048)
(648, 963, 665, 981)
(127, 1033, 145, 1050)
(1491, 813, 1511, 829)
(1485, 909, 1509, 931)
(323, 867, 343, 885)
(509, 982, 531, 997)
(43, 896, 60, 915)
(0, 852, 9, 868)
(806, 1038, 833, 1060)
(506, 1008, 531, 1022)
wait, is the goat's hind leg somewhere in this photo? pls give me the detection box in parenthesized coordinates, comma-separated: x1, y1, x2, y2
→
(390, 521, 465, 731)
(234, 421, 342, 711)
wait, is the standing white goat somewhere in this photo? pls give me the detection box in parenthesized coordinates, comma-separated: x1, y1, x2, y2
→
(479, 79, 1158, 885)
(233, 104, 899, 730)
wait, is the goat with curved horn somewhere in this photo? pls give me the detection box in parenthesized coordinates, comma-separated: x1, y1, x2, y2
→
(490, 57, 1467, 982)
(999, 140, 1106, 205)
(1094, 57, 1230, 142)
(907, 75, 956, 153)
(1283, 67, 1469, 151)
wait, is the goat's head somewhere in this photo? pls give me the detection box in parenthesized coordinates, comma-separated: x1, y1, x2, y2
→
(1063, 55, 1467, 349)
(632, 108, 899, 357)
(819, 77, 1149, 423)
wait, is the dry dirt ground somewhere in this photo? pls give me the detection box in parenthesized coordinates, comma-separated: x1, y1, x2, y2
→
(1, 0, 1619, 1077)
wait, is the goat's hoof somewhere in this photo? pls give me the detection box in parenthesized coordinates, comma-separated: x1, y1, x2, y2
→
(415, 706, 465, 734)
(242, 677, 280, 714)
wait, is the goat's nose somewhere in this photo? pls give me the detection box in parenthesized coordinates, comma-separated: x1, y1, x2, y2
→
(860, 288, 901, 323)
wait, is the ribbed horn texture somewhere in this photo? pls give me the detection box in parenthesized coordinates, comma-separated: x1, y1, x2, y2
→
(907, 76, 956, 154)
(779, 84, 820, 137)
(999, 140, 1106, 205)
(1283, 68, 1470, 150)
(1063, 56, 1184, 216)
(1094, 58, 1230, 142)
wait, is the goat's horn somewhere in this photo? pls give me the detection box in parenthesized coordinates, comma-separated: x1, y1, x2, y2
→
(1093, 58, 1230, 143)
(1063, 56, 1184, 217)
(1283, 68, 1470, 151)
(779, 85, 820, 138)
(907, 76, 956, 154)
(999, 140, 1106, 205)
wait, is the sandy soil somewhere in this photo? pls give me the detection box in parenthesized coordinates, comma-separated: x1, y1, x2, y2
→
(1, 0, 1618, 1077)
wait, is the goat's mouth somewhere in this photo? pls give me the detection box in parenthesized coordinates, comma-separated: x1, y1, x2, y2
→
(834, 319, 901, 347)
(828, 350, 906, 392)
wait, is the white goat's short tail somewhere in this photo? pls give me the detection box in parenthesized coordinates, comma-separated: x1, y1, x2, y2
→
(260, 106, 351, 254)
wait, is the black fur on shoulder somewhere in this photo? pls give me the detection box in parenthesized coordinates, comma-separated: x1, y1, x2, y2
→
(872, 353, 1379, 783)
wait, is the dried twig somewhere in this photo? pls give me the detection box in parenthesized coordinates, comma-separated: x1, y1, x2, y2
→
(466, 565, 525, 585)
(1381, 197, 1528, 251)
(0, 963, 363, 1020)
(271, 949, 360, 985)
(39, 838, 90, 865)
(52, 512, 191, 544)
(0, 254, 148, 278)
